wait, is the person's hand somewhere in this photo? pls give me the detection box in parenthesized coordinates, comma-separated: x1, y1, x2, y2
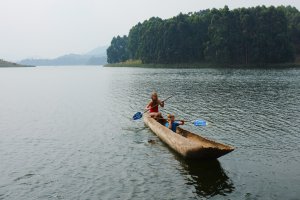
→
(181, 120, 185, 125)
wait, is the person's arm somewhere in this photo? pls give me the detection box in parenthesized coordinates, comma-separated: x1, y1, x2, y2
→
(178, 120, 185, 125)
(145, 101, 152, 110)
(167, 120, 172, 130)
(159, 100, 165, 108)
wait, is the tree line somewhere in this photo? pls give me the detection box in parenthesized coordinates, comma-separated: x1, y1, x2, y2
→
(107, 6, 300, 65)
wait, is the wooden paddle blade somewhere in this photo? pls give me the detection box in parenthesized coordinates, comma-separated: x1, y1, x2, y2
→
(193, 119, 207, 126)
(133, 112, 143, 120)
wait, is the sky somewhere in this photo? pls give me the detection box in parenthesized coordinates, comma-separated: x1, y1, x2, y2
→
(0, 0, 299, 61)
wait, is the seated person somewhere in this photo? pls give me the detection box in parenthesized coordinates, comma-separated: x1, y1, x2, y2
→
(165, 114, 184, 132)
(145, 92, 164, 120)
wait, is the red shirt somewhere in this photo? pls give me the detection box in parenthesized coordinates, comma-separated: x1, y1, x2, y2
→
(149, 102, 159, 113)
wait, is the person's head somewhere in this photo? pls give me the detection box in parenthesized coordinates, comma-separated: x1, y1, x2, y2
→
(167, 114, 175, 122)
(151, 91, 158, 101)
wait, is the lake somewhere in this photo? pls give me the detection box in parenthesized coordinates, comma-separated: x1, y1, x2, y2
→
(0, 66, 299, 200)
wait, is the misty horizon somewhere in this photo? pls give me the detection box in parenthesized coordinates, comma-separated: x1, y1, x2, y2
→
(17, 45, 108, 60)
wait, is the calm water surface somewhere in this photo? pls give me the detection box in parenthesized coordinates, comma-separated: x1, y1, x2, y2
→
(0, 66, 299, 200)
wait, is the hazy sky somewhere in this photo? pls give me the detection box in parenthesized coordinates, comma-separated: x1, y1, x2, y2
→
(0, 0, 299, 61)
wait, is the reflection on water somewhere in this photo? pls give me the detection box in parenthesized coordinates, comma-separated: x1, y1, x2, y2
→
(175, 154, 235, 198)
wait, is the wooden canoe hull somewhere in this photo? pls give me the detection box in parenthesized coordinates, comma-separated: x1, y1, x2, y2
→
(143, 114, 234, 160)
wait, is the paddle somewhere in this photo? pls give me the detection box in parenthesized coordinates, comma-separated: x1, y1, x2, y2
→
(148, 117, 209, 127)
(184, 119, 208, 127)
(171, 119, 208, 127)
(132, 95, 173, 120)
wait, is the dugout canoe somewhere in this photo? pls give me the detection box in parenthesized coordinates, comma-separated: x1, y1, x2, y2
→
(143, 114, 234, 159)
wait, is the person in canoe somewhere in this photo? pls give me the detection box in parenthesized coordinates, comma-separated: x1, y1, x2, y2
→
(165, 114, 184, 132)
(145, 92, 164, 120)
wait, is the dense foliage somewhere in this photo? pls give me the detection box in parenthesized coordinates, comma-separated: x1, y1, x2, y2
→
(107, 6, 300, 65)
(106, 36, 129, 63)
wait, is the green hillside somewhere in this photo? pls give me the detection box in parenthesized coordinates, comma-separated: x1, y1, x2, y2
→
(107, 6, 300, 67)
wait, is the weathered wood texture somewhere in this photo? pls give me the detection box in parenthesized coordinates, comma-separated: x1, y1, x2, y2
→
(144, 114, 234, 159)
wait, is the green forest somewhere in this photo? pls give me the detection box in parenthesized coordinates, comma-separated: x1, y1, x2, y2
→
(107, 6, 300, 66)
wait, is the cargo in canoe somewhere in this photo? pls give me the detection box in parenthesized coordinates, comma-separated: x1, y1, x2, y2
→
(143, 114, 234, 160)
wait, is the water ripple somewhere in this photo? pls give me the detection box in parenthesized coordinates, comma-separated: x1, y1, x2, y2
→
(0, 67, 299, 199)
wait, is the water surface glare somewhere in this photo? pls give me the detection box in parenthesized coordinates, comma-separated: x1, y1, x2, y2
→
(0, 66, 299, 199)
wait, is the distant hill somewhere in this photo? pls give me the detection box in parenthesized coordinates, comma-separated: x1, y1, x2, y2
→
(19, 54, 107, 66)
(19, 46, 108, 66)
(0, 59, 34, 67)
(86, 46, 107, 57)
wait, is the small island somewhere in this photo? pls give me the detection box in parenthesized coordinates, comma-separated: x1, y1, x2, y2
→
(105, 6, 300, 68)
(0, 59, 35, 68)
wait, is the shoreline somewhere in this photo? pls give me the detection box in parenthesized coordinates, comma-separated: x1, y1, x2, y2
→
(0, 59, 35, 68)
(0, 65, 35, 68)
(104, 62, 300, 69)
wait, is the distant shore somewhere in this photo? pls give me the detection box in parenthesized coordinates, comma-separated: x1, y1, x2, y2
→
(0, 59, 35, 68)
(104, 62, 300, 69)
